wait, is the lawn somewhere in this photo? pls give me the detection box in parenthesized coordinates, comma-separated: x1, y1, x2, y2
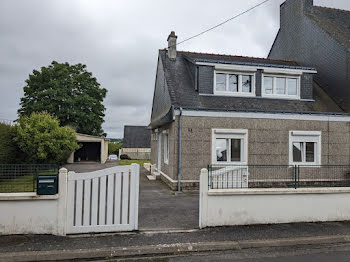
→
(0, 169, 58, 193)
(119, 159, 150, 166)
(0, 175, 36, 193)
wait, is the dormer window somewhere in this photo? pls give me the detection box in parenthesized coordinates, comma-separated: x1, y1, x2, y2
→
(214, 71, 255, 97)
(262, 74, 300, 99)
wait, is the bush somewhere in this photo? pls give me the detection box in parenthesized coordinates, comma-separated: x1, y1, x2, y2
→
(120, 154, 131, 160)
(108, 142, 118, 155)
(0, 123, 17, 163)
(13, 112, 79, 164)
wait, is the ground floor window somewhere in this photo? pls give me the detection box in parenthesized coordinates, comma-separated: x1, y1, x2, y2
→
(212, 129, 248, 164)
(163, 132, 169, 164)
(289, 131, 321, 165)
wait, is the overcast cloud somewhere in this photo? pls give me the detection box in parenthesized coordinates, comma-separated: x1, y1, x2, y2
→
(1, 0, 349, 138)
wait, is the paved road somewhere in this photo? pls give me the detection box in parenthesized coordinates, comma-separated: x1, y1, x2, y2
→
(115, 243, 350, 261)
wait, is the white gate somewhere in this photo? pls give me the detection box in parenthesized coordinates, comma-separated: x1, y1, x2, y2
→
(66, 164, 139, 234)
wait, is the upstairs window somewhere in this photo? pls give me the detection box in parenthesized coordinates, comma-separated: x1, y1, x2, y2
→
(214, 71, 255, 96)
(262, 75, 299, 99)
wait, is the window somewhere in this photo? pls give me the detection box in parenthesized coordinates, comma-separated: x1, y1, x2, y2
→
(289, 131, 321, 165)
(212, 129, 248, 164)
(262, 75, 300, 99)
(214, 71, 255, 96)
(164, 133, 169, 164)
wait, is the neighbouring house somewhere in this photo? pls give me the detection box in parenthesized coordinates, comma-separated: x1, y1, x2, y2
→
(67, 133, 109, 164)
(149, 29, 350, 190)
(122, 126, 151, 160)
(269, 0, 350, 112)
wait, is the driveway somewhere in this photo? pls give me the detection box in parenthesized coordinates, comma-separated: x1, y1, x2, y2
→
(64, 161, 199, 231)
(64, 161, 119, 173)
(139, 168, 199, 231)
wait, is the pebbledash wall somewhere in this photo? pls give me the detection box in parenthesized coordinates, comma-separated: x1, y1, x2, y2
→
(151, 113, 350, 190)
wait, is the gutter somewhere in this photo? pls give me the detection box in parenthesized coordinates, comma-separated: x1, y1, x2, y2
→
(177, 107, 183, 193)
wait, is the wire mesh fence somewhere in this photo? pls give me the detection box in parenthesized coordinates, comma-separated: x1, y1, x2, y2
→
(0, 164, 59, 193)
(208, 165, 350, 189)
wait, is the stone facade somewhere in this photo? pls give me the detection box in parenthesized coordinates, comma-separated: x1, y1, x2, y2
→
(151, 115, 350, 190)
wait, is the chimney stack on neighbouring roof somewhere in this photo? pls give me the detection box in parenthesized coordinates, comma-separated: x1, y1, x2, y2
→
(303, 0, 313, 12)
(167, 31, 177, 61)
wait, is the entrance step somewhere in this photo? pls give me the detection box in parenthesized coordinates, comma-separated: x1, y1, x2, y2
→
(146, 175, 156, 181)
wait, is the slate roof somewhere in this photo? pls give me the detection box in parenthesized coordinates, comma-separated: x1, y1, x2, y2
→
(307, 6, 350, 49)
(123, 126, 151, 148)
(159, 50, 344, 115)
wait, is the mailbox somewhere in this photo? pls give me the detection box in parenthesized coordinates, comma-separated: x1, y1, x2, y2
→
(37, 175, 58, 195)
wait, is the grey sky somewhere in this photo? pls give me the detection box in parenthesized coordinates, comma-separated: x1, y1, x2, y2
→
(0, 0, 349, 138)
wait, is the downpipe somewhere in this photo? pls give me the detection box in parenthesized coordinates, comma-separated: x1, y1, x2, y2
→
(177, 107, 183, 194)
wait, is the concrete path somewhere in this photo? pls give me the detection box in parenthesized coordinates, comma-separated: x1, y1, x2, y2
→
(63, 161, 119, 173)
(139, 167, 199, 230)
(64, 161, 199, 230)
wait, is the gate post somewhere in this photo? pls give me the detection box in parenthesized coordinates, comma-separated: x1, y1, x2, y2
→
(131, 163, 140, 230)
(57, 167, 68, 236)
(199, 168, 209, 229)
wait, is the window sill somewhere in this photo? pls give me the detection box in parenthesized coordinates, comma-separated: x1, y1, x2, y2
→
(213, 92, 255, 97)
(261, 94, 300, 100)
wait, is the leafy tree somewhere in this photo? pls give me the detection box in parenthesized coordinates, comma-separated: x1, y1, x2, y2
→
(13, 112, 79, 164)
(0, 123, 18, 163)
(108, 142, 118, 155)
(18, 61, 107, 136)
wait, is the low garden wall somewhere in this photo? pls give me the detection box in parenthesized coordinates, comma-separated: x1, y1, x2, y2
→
(0, 168, 67, 235)
(199, 168, 350, 228)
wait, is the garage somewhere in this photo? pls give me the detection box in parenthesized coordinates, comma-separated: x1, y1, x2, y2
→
(67, 133, 109, 164)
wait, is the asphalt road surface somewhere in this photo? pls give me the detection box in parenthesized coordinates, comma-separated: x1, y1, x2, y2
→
(111, 243, 350, 262)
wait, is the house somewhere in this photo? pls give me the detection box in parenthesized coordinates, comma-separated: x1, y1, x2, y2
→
(122, 126, 151, 160)
(269, 0, 350, 112)
(149, 30, 350, 191)
(67, 133, 109, 164)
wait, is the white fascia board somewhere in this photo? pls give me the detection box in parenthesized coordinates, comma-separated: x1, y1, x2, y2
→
(195, 62, 317, 74)
(174, 109, 350, 122)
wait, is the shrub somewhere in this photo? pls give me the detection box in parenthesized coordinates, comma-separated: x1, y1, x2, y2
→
(108, 142, 118, 155)
(0, 123, 17, 163)
(13, 112, 79, 164)
(120, 154, 131, 160)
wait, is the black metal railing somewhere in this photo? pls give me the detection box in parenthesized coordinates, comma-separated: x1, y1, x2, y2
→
(0, 164, 59, 193)
(208, 165, 350, 189)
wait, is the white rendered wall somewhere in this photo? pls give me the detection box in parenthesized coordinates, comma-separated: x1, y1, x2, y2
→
(199, 169, 350, 228)
(0, 168, 67, 235)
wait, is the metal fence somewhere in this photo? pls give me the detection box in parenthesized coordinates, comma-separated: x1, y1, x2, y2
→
(0, 164, 59, 193)
(208, 165, 350, 189)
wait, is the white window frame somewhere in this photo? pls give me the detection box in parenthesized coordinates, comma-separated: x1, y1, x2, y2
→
(211, 129, 248, 165)
(163, 131, 169, 165)
(262, 74, 301, 100)
(289, 131, 321, 165)
(214, 70, 256, 97)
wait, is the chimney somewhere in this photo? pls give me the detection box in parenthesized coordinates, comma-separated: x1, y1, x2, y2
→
(303, 0, 313, 12)
(167, 31, 177, 61)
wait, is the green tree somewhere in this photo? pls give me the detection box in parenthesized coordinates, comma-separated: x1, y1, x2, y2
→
(18, 61, 107, 136)
(0, 123, 17, 163)
(13, 112, 79, 164)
